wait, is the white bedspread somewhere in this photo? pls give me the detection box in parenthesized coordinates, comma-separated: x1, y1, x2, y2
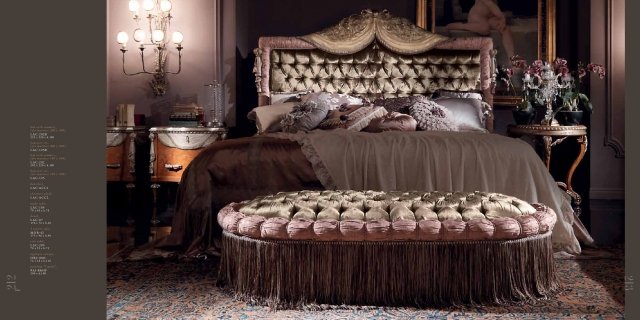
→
(277, 129, 593, 254)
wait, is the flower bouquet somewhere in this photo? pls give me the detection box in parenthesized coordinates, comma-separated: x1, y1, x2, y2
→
(502, 56, 606, 125)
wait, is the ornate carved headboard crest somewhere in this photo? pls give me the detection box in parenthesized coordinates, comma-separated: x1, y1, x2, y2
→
(301, 9, 448, 55)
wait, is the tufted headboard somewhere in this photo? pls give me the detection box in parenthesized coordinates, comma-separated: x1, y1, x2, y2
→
(251, 12, 496, 131)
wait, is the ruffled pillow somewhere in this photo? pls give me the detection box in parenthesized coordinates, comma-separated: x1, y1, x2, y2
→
(408, 100, 459, 131)
(372, 95, 430, 114)
(364, 112, 417, 132)
(301, 92, 363, 110)
(318, 104, 387, 131)
(280, 101, 330, 133)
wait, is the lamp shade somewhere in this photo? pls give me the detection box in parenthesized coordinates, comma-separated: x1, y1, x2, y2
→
(116, 31, 129, 45)
(151, 30, 165, 43)
(128, 0, 140, 13)
(142, 0, 155, 11)
(133, 29, 146, 42)
(160, 0, 172, 12)
(172, 31, 183, 44)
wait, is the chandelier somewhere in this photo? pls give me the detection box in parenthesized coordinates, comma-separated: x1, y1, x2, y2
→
(116, 0, 184, 96)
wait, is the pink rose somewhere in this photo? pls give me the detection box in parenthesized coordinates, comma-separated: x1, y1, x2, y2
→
(556, 66, 570, 76)
(553, 57, 567, 67)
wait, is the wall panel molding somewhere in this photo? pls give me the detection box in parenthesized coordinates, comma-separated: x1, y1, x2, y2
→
(590, 188, 625, 200)
(604, 0, 625, 158)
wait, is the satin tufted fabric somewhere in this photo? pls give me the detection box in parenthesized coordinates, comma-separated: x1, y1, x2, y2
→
(269, 47, 482, 102)
(218, 190, 557, 241)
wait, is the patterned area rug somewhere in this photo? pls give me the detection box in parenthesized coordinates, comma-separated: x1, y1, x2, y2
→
(107, 249, 624, 319)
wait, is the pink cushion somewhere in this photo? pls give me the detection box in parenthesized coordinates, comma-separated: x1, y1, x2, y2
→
(287, 218, 316, 240)
(221, 191, 556, 242)
(261, 217, 290, 240)
(313, 220, 340, 241)
(340, 220, 366, 241)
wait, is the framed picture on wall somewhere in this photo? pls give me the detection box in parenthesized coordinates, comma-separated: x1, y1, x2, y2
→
(416, 0, 556, 106)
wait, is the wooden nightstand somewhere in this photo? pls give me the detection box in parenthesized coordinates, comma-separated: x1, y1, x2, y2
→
(507, 124, 588, 215)
(106, 126, 147, 182)
(106, 126, 148, 254)
(148, 126, 228, 224)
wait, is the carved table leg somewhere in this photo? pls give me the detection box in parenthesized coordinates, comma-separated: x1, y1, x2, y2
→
(566, 135, 588, 193)
(542, 136, 553, 170)
(557, 135, 588, 216)
(150, 183, 161, 225)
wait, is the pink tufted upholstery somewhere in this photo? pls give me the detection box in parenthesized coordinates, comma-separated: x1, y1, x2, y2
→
(218, 190, 557, 241)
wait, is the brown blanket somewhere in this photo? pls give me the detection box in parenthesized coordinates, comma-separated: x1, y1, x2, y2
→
(158, 136, 322, 254)
(160, 130, 591, 256)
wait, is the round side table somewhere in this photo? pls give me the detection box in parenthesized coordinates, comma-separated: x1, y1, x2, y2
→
(507, 124, 588, 215)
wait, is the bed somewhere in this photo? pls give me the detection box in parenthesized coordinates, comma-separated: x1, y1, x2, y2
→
(157, 10, 591, 256)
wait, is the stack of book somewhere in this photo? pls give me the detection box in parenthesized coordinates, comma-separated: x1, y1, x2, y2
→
(169, 103, 203, 127)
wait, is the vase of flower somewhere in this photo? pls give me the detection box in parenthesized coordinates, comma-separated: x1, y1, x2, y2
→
(556, 110, 584, 126)
(513, 109, 536, 125)
(504, 56, 606, 126)
(511, 91, 536, 125)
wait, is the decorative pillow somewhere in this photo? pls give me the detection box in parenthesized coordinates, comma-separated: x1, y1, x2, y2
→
(280, 101, 330, 133)
(433, 90, 484, 100)
(364, 112, 417, 132)
(247, 102, 297, 134)
(372, 95, 430, 114)
(270, 91, 310, 104)
(301, 92, 364, 110)
(432, 97, 487, 132)
(408, 100, 459, 131)
(318, 104, 387, 131)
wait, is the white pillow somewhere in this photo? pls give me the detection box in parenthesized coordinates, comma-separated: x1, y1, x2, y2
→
(435, 90, 484, 100)
(247, 102, 297, 133)
(432, 97, 488, 132)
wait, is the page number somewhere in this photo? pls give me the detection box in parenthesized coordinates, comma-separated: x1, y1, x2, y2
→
(6, 275, 21, 292)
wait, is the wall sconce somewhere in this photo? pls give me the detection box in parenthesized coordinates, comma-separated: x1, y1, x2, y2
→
(116, 0, 184, 96)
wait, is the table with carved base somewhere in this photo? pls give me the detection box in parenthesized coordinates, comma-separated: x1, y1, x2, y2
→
(106, 126, 147, 225)
(148, 126, 228, 226)
(507, 124, 588, 216)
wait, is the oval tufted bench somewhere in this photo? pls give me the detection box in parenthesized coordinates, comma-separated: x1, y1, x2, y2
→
(217, 190, 558, 308)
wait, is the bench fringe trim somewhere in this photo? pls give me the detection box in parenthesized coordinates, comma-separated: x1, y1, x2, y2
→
(218, 231, 558, 309)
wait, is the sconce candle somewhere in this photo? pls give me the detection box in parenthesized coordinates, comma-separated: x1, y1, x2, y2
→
(116, 31, 129, 47)
(160, 0, 172, 12)
(128, 0, 140, 14)
(117, 0, 184, 96)
(171, 31, 183, 45)
(133, 28, 145, 42)
(143, 0, 155, 11)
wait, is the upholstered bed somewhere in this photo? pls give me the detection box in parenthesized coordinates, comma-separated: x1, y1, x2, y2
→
(158, 10, 591, 256)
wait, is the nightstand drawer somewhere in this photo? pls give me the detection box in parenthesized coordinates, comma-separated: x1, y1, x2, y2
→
(152, 143, 203, 182)
(149, 126, 228, 183)
(106, 146, 125, 181)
